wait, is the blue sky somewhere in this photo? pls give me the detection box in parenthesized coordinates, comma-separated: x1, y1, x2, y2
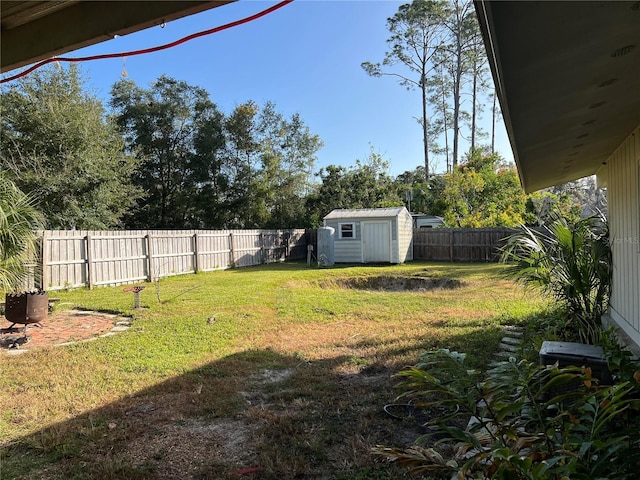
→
(16, 0, 513, 176)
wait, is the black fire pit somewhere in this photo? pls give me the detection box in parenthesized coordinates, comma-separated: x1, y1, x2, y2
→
(4, 290, 49, 329)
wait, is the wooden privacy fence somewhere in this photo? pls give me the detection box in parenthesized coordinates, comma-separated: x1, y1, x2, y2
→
(412, 228, 516, 262)
(35, 227, 523, 290)
(39, 229, 308, 290)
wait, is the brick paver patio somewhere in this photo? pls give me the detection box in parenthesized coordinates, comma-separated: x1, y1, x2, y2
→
(1, 309, 129, 351)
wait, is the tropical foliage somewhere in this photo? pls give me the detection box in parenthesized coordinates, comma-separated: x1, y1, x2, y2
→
(375, 348, 640, 479)
(0, 173, 44, 293)
(500, 214, 611, 344)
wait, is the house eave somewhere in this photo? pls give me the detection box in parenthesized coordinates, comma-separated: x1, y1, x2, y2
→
(474, 1, 640, 193)
(1, 1, 235, 73)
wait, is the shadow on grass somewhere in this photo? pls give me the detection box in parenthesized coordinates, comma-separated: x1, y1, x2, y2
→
(343, 319, 507, 372)
(4, 348, 401, 480)
(2, 311, 542, 480)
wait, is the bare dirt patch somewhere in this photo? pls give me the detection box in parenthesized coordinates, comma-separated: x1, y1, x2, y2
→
(321, 275, 464, 292)
(124, 418, 259, 479)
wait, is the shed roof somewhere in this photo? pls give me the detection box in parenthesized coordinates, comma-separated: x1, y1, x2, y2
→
(323, 207, 407, 220)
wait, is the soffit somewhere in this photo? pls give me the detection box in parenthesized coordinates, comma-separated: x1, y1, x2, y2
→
(1, 1, 235, 72)
(476, 1, 640, 192)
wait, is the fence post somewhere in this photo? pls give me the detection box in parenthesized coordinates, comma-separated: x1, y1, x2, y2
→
(193, 233, 200, 273)
(307, 244, 314, 266)
(86, 233, 94, 290)
(449, 230, 454, 262)
(41, 231, 48, 291)
(229, 232, 235, 268)
(282, 231, 288, 260)
(285, 231, 291, 259)
(146, 233, 154, 282)
(260, 232, 266, 264)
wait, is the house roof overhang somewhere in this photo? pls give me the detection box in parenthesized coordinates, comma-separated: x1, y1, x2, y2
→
(1, 1, 235, 73)
(474, 1, 640, 193)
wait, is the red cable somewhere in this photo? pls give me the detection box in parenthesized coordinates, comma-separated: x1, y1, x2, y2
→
(1, 0, 294, 84)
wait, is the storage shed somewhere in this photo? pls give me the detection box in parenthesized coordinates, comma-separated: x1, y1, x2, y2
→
(323, 207, 413, 264)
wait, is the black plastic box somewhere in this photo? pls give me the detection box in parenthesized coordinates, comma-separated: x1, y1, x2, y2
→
(539, 341, 612, 386)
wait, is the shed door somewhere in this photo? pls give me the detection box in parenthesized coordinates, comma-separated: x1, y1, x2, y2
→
(362, 221, 391, 263)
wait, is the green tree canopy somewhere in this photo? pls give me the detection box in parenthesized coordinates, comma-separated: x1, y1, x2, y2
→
(306, 150, 403, 226)
(110, 75, 226, 229)
(394, 167, 447, 216)
(362, 0, 448, 179)
(442, 149, 527, 227)
(0, 65, 141, 229)
(217, 101, 322, 229)
(364, 0, 493, 176)
(256, 102, 323, 229)
(111, 76, 322, 229)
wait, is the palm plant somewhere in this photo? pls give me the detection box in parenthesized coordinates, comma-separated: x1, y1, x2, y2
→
(0, 173, 45, 293)
(374, 349, 640, 479)
(500, 213, 611, 344)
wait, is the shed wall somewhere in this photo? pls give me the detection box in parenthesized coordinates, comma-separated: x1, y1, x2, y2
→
(606, 125, 640, 348)
(323, 219, 356, 263)
(397, 210, 414, 262)
(335, 238, 363, 263)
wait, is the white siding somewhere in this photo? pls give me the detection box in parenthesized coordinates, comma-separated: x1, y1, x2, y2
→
(335, 239, 362, 263)
(397, 209, 414, 262)
(605, 125, 640, 347)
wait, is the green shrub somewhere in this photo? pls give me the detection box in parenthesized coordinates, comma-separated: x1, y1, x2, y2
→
(374, 349, 640, 479)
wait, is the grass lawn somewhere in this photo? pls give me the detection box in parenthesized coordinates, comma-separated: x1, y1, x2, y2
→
(0, 261, 548, 479)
